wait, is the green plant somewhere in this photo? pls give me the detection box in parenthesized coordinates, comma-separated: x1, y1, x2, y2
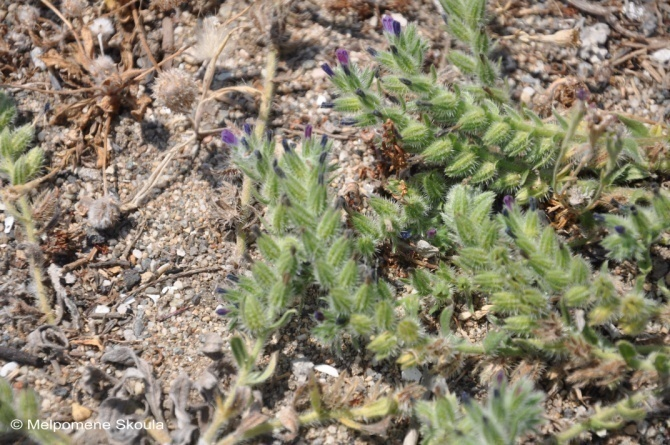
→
(416, 374, 545, 445)
(0, 378, 69, 444)
(596, 187, 670, 276)
(207, 0, 670, 442)
(0, 91, 54, 323)
(325, 0, 665, 205)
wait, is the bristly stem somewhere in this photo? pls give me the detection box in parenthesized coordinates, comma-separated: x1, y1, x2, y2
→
(17, 196, 54, 324)
(552, 101, 586, 194)
(202, 336, 267, 443)
(236, 38, 279, 258)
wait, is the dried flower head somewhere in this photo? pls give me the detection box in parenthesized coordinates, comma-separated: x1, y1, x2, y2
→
(191, 16, 229, 64)
(88, 56, 118, 84)
(152, 68, 199, 114)
(89, 17, 114, 39)
(89, 17, 115, 54)
(17, 6, 40, 28)
(88, 194, 120, 230)
(61, 0, 87, 17)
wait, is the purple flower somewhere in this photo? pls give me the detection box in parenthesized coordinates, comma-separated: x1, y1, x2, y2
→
(399, 230, 411, 240)
(382, 15, 395, 34)
(243, 123, 252, 136)
(614, 225, 626, 235)
(426, 228, 437, 238)
(503, 195, 514, 210)
(576, 88, 590, 101)
(366, 47, 378, 57)
(215, 307, 230, 316)
(221, 129, 239, 146)
(393, 20, 401, 36)
(336, 48, 350, 67)
(304, 124, 313, 139)
(314, 311, 325, 322)
(320, 134, 328, 147)
(496, 370, 505, 387)
(321, 63, 335, 77)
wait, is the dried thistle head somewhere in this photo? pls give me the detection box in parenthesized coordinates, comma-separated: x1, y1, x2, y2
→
(88, 56, 119, 85)
(190, 17, 230, 64)
(89, 17, 115, 40)
(88, 194, 120, 230)
(17, 6, 40, 29)
(152, 68, 199, 114)
(61, 0, 87, 17)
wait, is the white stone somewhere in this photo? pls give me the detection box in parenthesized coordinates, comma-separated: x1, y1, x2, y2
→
(401, 367, 422, 383)
(520, 86, 535, 104)
(580, 23, 610, 48)
(0, 362, 19, 377)
(94, 305, 110, 314)
(292, 359, 315, 383)
(651, 49, 670, 64)
(390, 13, 408, 27)
(4, 216, 14, 234)
(314, 364, 339, 378)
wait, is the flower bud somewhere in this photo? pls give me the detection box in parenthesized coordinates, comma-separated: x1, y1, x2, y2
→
(503, 195, 514, 210)
(215, 306, 230, 316)
(426, 228, 437, 238)
(304, 124, 313, 139)
(243, 123, 252, 135)
(614, 225, 626, 235)
(321, 63, 335, 77)
(320, 134, 328, 147)
(382, 15, 395, 34)
(393, 21, 402, 36)
(341, 118, 357, 126)
(314, 311, 325, 322)
(336, 48, 350, 66)
(221, 129, 239, 146)
(336, 48, 351, 75)
(366, 47, 378, 57)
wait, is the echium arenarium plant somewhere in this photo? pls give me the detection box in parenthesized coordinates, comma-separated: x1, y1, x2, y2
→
(324, 0, 667, 207)
(219, 125, 406, 348)
(0, 92, 54, 322)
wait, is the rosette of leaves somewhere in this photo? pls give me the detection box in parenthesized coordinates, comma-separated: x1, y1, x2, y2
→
(220, 127, 403, 348)
(323, 1, 665, 204)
